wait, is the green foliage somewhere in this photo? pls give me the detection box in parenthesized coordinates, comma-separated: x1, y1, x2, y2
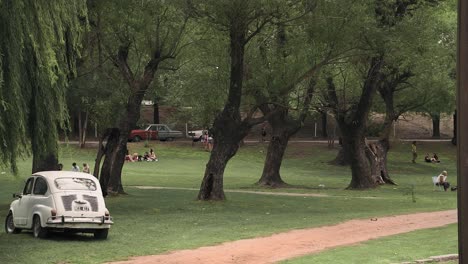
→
(0, 0, 87, 172)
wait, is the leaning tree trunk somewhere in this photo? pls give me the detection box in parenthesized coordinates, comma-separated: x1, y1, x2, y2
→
(93, 130, 109, 178)
(198, 17, 248, 201)
(98, 128, 122, 196)
(198, 140, 239, 200)
(198, 115, 250, 200)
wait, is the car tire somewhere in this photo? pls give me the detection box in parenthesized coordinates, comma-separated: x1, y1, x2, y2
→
(94, 229, 109, 240)
(132, 136, 141, 142)
(167, 137, 174, 141)
(5, 212, 21, 234)
(32, 215, 48, 238)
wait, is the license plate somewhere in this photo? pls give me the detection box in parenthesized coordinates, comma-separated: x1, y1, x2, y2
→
(74, 206, 90, 211)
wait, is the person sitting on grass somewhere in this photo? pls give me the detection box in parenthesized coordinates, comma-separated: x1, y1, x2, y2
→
(436, 170, 450, 191)
(149, 148, 158, 161)
(125, 150, 135, 162)
(424, 153, 432, 163)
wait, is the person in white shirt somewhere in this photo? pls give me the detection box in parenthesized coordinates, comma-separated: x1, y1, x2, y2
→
(71, 162, 80, 172)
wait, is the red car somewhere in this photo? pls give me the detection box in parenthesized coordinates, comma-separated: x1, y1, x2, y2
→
(128, 126, 158, 142)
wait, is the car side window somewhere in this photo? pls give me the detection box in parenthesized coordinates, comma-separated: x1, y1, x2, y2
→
(23, 178, 34, 195)
(149, 126, 158, 131)
(159, 126, 167, 131)
(33, 177, 48, 195)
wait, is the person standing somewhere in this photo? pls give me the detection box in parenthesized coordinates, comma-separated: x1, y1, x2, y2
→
(71, 162, 80, 172)
(411, 141, 417, 163)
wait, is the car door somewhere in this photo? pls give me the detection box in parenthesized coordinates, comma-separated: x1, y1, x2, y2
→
(148, 125, 158, 140)
(14, 177, 35, 227)
(158, 125, 169, 139)
(32, 176, 53, 220)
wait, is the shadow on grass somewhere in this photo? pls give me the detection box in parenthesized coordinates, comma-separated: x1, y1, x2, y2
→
(14, 230, 102, 242)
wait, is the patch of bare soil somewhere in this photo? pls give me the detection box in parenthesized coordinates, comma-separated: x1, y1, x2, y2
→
(108, 210, 456, 264)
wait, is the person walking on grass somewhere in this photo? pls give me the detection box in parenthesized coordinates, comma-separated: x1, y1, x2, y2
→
(411, 141, 417, 163)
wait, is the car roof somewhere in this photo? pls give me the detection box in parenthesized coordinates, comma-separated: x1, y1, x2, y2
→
(33, 171, 97, 181)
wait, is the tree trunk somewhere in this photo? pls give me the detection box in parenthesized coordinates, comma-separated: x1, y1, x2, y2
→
(257, 128, 290, 187)
(32, 152, 60, 173)
(198, 16, 247, 201)
(153, 100, 160, 124)
(367, 139, 396, 185)
(432, 112, 440, 138)
(97, 129, 127, 196)
(80, 111, 89, 148)
(78, 111, 83, 146)
(198, 141, 238, 200)
(452, 110, 457, 145)
(321, 112, 328, 138)
(93, 131, 107, 178)
(326, 56, 383, 189)
(330, 135, 351, 166)
(347, 135, 378, 189)
(198, 119, 249, 200)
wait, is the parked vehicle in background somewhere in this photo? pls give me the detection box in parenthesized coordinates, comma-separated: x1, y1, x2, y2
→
(187, 129, 206, 142)
(187, 129, 213, 142)
(128, 125, 158, 142)
(5, 171, 113, 239)
(129, 124, 183, 142)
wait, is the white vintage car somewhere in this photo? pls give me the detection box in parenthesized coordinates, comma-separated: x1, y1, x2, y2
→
(4, 171, 113, 239)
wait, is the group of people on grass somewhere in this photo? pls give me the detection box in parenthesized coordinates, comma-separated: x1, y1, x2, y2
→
(411, 141, 442, 163)
(125, 148, 158, 162)
(67, 162, 91, 173)
(411, 141, 455, 191)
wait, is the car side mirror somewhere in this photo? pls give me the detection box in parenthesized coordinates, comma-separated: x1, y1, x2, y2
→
(13, 193, 22, 199)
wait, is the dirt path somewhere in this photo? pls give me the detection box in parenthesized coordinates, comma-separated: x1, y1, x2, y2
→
(108, 209, 457, 264)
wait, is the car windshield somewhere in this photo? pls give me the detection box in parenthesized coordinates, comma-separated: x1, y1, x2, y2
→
(54, 178, 97, 191)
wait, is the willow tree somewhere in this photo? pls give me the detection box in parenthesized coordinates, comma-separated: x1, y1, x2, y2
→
(87, 0, 190, 195)
(0, 0, 87, 173)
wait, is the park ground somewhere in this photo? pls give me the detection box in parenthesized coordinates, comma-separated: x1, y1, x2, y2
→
(0, 139, 459, 264)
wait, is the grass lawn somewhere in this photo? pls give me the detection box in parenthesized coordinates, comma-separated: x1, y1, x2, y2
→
(282, 224, 458, 264)
(0, 139, 458, 264)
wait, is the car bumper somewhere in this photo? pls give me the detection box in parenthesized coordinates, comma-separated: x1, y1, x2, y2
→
(46, 215, 113, 229)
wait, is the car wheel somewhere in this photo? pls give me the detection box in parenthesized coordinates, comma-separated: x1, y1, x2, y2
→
(132, 136, 141, 142)
(5, 212, 21, 234)
(167, 137, 174, 141)
(94, 229, 109, 239)
(32, 215, 48, 238)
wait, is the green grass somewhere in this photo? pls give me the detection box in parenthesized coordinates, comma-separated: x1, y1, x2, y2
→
(282, 224, 458, 264)
(0, 140, 458, 264)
